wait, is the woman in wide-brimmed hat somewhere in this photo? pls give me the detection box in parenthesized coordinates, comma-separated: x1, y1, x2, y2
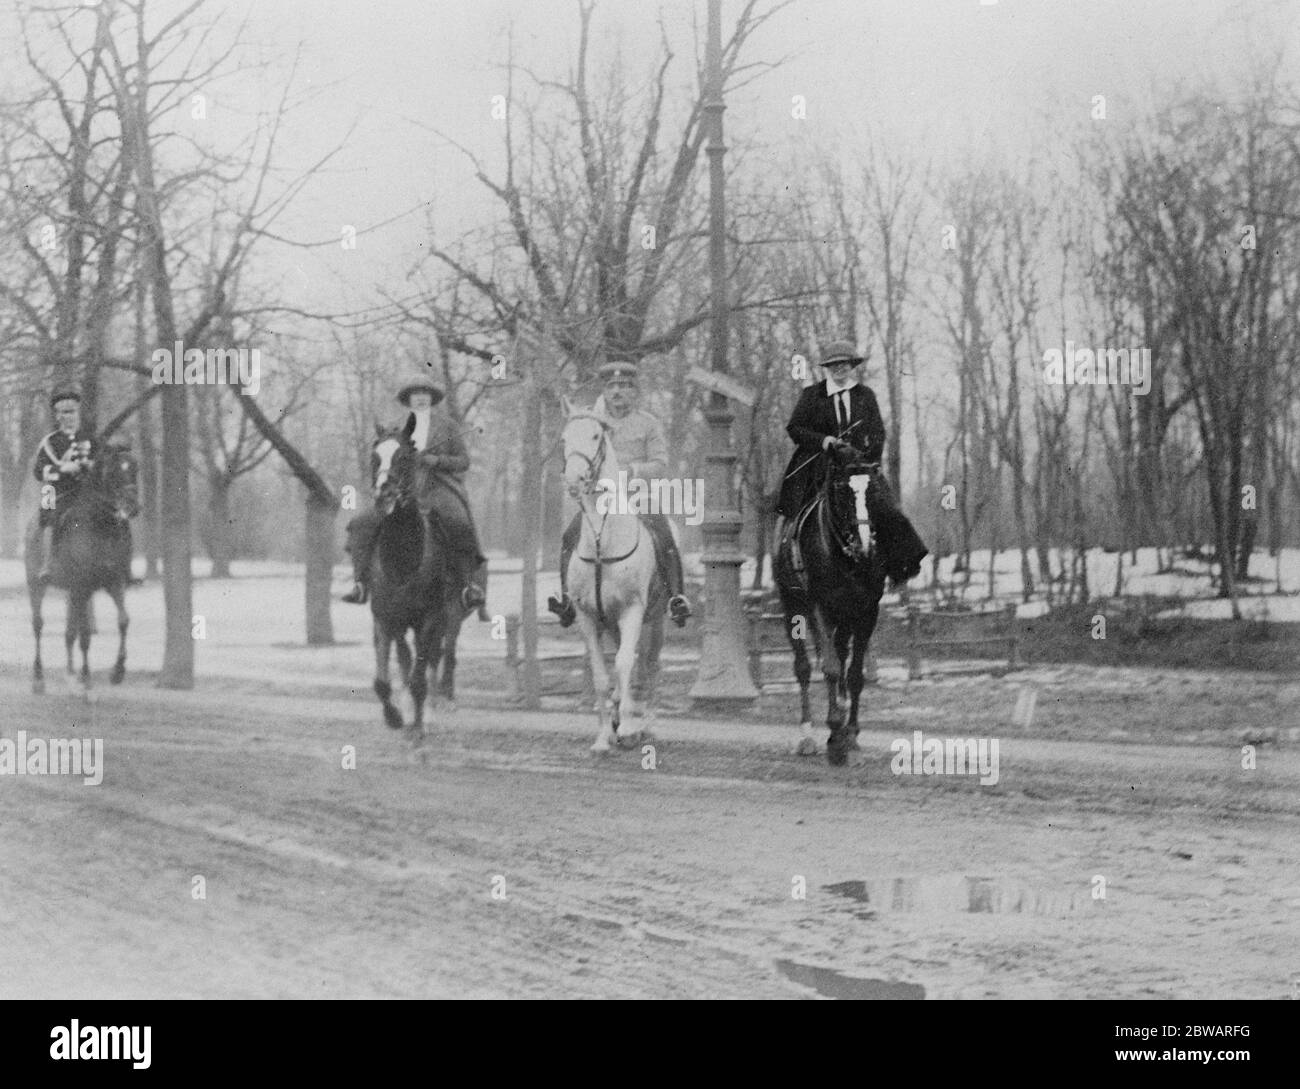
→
(775, 340, 928, 584)
(343, 382, 487, 611)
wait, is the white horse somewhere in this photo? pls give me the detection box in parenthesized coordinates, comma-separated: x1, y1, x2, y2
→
(560, 398, 664, 754)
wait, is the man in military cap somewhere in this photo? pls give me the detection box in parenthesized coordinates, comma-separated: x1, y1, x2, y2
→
(548, 359, 692, 627)
(343, 382, 487, 610)
(775, 340, 928, 584)
(31, 389, 95, 583)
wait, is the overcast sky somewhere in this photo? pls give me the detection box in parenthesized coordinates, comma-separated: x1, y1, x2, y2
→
(4, 0, 1298, 318)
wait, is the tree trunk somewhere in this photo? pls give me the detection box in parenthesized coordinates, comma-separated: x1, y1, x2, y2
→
(137, 382, 160, 578)
(517, 374, 544, 708)
(208, 472, 235, 578)
(304, 493, 335, 646)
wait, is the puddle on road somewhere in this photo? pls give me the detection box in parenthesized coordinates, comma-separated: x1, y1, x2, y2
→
(776, 959, 924, 1000)
(824, 876, 1080, 916)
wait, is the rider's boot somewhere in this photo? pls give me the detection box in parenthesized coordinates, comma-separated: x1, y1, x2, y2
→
(460, 558, 487, 612)
(656, 524, 692, 627)
(341, 550, 369, 604)
(36, 526, 54, 584)
(546, 539, 576, 627)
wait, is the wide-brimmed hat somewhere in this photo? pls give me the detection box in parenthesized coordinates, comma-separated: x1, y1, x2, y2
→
(49, 388, 82, 409)
(396, 382, 444, 407)
(820, 341, 864, 367)
(597, 360, 639, 383)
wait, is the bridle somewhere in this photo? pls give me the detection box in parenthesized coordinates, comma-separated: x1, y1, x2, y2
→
(373, 437, 415, 515)
(563, 414, 610, 499)
(822, 455, 878, 564)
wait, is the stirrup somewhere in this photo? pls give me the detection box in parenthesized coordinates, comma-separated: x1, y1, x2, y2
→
(461, 585, 486, 611)
(547, 593, 576, 628)
(668, 594, 692, 627)
(341, 581, 368, 604)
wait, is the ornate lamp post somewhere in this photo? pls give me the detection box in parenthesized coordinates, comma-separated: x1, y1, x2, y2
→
(690, 0, 758, 706)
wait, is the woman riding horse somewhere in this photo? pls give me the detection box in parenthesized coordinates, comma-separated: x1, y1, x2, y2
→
(344, 382, 487, 613)
(775, 341, 928, 585)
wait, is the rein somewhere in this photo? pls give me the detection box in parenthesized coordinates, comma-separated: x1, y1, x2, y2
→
(820, 462, 877, 564)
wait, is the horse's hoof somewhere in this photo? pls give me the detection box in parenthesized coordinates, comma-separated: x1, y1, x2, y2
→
(32, 680, 44, 695)
(795, 735, 818, 757)
(826, 737, 849, 766)
(590, 743, 612, 757)
(110, 668, 124, 686)
(382, 705, 405, 731)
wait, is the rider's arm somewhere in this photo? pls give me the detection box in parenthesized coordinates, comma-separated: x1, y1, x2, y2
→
(786, 387, 833, 452)
(35, 437, 60, 483)
(424, 418, 470, 474)
(859, 387, 886, 463)
(634, 417, 670, 480)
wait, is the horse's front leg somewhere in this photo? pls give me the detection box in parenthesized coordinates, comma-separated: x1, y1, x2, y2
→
(845, 630, 868, 747)
(635, 609, 664, 734)
(30, 586, 45, 694)
(408, 612, 443, 741)
(437, 614, 460, 711)
(823, 615, 852, 766)
(612, 604, 646, 748)
(108, 585, 129, 685)
(394, 635, 413, 688)
(786, 600, 817, 756)
(575, 611, 614, 753)
(373, 620, 404, 730)
(65, 593, 77, 677)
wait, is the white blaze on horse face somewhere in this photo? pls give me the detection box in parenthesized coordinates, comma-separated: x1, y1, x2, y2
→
(848, 474, 872, 554)
(373, 438, 401, 491)
(563, 420, 605, 494)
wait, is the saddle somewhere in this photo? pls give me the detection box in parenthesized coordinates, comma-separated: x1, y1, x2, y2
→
(777, 496, 831, 597)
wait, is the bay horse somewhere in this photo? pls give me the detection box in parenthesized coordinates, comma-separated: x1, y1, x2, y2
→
(26, 444, 139, 694)
(774, 447, 887, 765)
(560, 398, 666, 754)
(362, 425, 458, 740)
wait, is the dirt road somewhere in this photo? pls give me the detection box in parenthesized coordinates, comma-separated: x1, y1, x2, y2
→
(2, 667, 1296, 999)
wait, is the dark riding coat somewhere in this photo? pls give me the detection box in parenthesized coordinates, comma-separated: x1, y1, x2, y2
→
(400, 410, 471, 512)
(399, 409, 484, 570)
(33, 428, 95, 527)
(775, 381, 885, 518)
(775, 380, 928, 580)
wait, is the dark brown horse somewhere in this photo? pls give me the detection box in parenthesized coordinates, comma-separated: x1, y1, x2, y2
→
(774, 446, 887, 765)
(359, 426, 460, 739)
(26, 444, 139, 694)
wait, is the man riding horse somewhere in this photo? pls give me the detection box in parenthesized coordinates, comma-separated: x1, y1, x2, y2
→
(548, 359, 692, 628)
(32, 389, 97, 584)
(343, 382, 487, 612)
(775, 340, 928, 585)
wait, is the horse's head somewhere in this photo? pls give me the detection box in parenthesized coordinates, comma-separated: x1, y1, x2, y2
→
(560, 396, 613, 501)
(822, 447, 878, 561)
(96, 444, 140, 520)
(371, 425, 415, 516)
